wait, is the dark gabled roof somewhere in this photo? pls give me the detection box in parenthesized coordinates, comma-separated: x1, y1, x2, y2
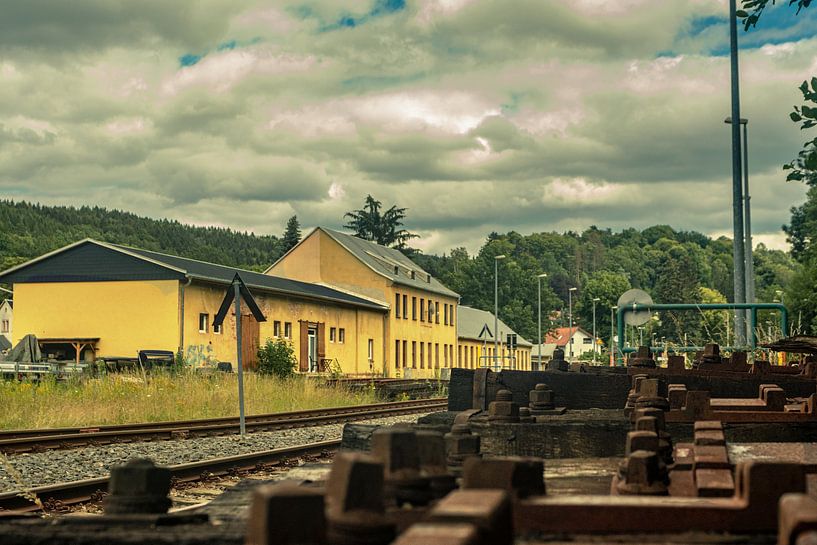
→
(0, 336, 11, 351)
(0, 239, 388, 312)
(456, 305, 532, 346)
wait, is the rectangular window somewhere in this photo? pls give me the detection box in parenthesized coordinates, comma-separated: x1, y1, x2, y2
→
(428, 343, 432, 368)
(583, 337, 592, 345)
(412, 341, 417, 368)
(470, 346, 475, 369)
(420, 299, 425, 322)
(435, 301, 439, 324)
(274, 321, 281, 337)
(428, 301, 434, 323)
(458, 345, 462, 366)
(198, 313, 208, 333)
(395, 293, 401, 318)
(435, 343, 439, 369)
(420, 342, 425, 368)
(395, 340, 401, 368)
(402, 294, 408, 319)
(339, 328, 345, 343)
(214, 322, 222, 334)
(443, 344, 448, 367)
(1, 320, 7, 333)
(368, 339, 374, 361)
(443, 303, 448, 325)
(330, 327, 336, 343)
(450, 306, 456, 327)
(284, 322, 292, 339)
(412, 297, 417, 320)
(402, 340, 408, 368)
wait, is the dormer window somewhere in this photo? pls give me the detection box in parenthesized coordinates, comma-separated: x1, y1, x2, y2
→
(394, 265, 399, 275)
(410, 271, 416, 280)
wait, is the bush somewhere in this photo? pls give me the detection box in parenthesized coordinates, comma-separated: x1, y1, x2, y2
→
(257, 338, 297, 378)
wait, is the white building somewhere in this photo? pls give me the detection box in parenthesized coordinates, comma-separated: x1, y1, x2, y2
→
(0, 299, 12, 349)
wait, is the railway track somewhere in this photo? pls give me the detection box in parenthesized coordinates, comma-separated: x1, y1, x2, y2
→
(0, 398, 447, 454)
(0, 440, 341, 513)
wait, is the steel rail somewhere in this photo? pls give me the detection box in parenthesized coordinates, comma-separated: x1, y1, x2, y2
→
(0, 440, 340, 513)
(0, 399, 446, 454)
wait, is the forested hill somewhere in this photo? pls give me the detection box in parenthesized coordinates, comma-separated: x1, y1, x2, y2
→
(0, 201, 283, 272)
(0, 200, 799, 345)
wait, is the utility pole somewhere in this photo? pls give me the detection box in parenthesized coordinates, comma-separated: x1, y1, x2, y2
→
(592, 297, 600, 364)
(494, 255, 506, 371)
(568, 287, 577, 361)
(728, 0, 747, 345)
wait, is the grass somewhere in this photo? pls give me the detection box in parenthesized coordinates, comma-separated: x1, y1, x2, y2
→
(0, 372, 381, 430)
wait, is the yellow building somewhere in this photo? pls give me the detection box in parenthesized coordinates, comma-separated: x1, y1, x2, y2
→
(267, 228, 460, 378)
(0, 239, 388, 373)
(456, 305, 533, 371)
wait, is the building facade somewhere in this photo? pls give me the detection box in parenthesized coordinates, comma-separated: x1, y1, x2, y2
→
(0, 299, 12, 347)
(456, 305, 532, 370)
(267, 228, 460, 378)
(0, 239, 388, 373)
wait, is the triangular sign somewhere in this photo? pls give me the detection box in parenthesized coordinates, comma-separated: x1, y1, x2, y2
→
(478, 323, 492, 340)
(213, 273, 266, 328)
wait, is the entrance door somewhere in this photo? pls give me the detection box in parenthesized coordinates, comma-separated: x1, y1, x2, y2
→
(308, 328, 317, 372)
(241, 314, 260, 370)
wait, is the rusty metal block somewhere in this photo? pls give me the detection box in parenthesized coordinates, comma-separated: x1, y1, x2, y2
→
(694, 468, 734, 498)
(445, 424, 481, 475)
(779, 494, 817, 545)
(625, 430, 658, 456)
(694, 429, 726, 447)
(427, 489, 513, 545)
(103, 458, 171, 515)
(325, 452, 394, 545)
(370, 427, 431, 507)
(614, 450, 669, 496)
(529, 383, 555, 411)
(667, 355, 685, 372)
(518, 407, 534, 423)
(462, 456, 545, 499)
(246, 482, 325, 545)
(488, 390, 519, 423)
(693, 445, 730, 470)
(694, 420, 723, 432)
(416, 430, 456, 499)
(668, 385, 687, 410)
(390, 523, 479, 545)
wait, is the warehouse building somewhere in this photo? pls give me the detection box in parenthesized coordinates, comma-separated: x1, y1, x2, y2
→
(456, 305, 532, 370)
(267, 227, 460, 378)
(0, 239, 388, 374)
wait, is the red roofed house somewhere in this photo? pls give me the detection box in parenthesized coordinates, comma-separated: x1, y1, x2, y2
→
(531, 326, 599, 367)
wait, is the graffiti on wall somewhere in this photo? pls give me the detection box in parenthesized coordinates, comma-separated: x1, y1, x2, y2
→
(184, 343, 218, 367)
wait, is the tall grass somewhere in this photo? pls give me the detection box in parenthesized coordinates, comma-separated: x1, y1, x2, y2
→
(0, 372, 380, 430)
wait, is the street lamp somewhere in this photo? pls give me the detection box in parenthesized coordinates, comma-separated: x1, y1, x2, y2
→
(610, 305, 618, 366)
(568, 287, 577, 361)
(726, 115, 753, 344)
(537, 273, 548, 371)
(494, 255, 506, 371)
(591, 297, 600, 364)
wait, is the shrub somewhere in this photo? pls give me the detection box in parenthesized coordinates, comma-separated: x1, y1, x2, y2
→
(257, 338, 297, 378)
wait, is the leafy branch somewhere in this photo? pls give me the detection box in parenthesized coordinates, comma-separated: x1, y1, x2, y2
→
(737, 0, 813, 30)
(784, 77, 817, 183)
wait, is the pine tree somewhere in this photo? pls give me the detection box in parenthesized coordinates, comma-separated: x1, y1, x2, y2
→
(281, 216, 301, 253)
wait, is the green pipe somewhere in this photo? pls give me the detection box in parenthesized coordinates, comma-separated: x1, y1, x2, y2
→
(615, 302, 787, 365)
(621, 345, 754, 354)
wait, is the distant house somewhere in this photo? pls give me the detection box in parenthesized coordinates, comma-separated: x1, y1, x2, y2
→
(0, 299, 11, 347)
(456, 306, 532, 370)
(531, 326, 599, 364)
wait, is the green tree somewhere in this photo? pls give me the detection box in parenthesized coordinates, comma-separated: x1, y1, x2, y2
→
(653, 246, 702, 343)
(343, 195, 418, 250)
(575, 271, 631, 333)
(281, 215, 301, 253)
(257, 338, 297, 378)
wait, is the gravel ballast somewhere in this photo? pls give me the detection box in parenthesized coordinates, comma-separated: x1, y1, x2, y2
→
(0, 415, 419, 493)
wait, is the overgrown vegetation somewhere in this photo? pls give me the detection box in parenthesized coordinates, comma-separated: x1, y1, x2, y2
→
(0, 372, 378, 429)
(257, 338, 297, 378)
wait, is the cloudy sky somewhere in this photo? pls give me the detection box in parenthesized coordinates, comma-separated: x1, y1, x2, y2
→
(2, 0, 817, 254)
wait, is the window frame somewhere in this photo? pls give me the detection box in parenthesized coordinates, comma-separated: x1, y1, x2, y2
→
(198, 313, 209, 334)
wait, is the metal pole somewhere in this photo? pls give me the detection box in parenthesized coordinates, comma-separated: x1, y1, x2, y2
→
(494, 257, 500, 371)
(537, 277, 542, 371)
(568, 289, 574, 361)
(592, 299, 597, 364)
(742, 121, 755, 336)
(234, 280, 246, 437)
(729, 0, 747, 345)
(610, 306, 616, 366)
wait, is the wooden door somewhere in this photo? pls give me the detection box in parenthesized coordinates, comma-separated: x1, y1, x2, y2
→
(241, 315, 260, 370)
(299, 321, 309, 371)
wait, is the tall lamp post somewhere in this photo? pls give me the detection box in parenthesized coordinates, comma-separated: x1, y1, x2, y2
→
(568, 287, 577, 361)
(537, 273, 548, 371)
(494, 255, 506, 371)
(726, 115, 753, 344)
(610, 305, 618, 366)
(591, 297, 600, 364)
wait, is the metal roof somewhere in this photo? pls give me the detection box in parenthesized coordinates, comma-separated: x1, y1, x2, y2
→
(0, 239, 387, 312)
(112, 244, 389, 311)
(319, 228, 459, 299)
(456, 305, 532, 346)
